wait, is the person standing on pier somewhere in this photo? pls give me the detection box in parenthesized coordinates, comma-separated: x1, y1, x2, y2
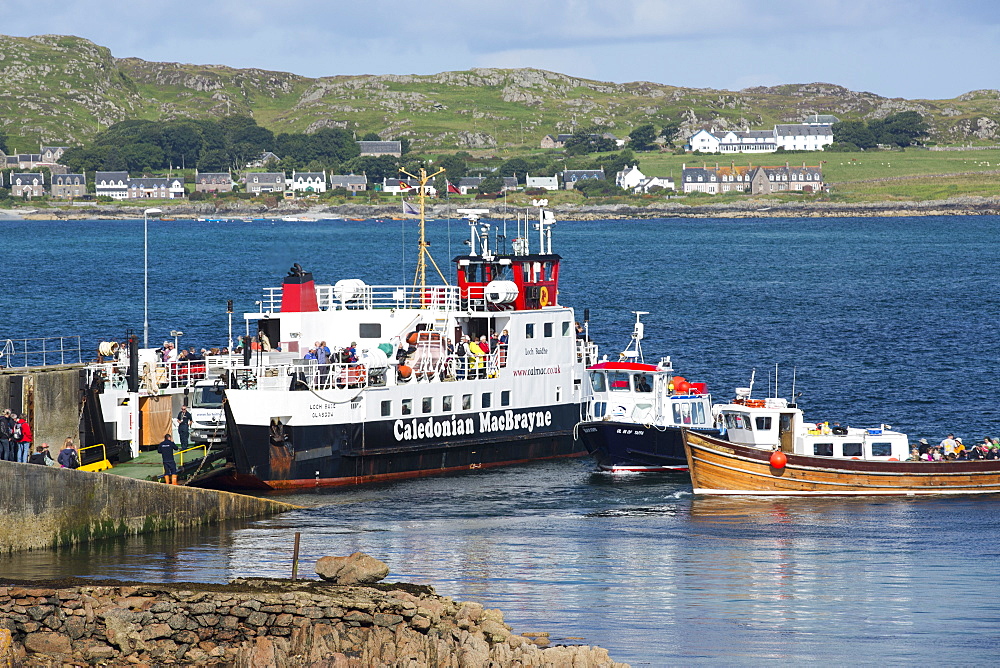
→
(159, 433, 179, 485)
(0, 409, 13, 462)
(176, 405, 193, 449)
(13, 414, 31, 463)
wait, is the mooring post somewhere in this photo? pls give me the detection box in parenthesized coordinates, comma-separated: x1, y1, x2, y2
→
(291, 532, 301, 580)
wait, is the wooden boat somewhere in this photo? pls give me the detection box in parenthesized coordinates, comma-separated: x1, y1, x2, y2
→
(684, 429, 1000, 496)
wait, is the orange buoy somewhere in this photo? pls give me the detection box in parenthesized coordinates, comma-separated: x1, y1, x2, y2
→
(406, 331, 418, 345)
(398, 364, 412, 379)
(769, 450, 787, 469)
(674, 381, 691, 394)
(888, 457, 899, 461)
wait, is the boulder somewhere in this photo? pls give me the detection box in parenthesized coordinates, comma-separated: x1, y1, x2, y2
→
(315, 553, 389, 585)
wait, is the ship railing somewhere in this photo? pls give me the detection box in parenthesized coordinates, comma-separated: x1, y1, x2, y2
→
(0, 336, 83, 368)
(576, 339, 599, 366)
(258, 284, 461, 313)
(235, 360, 378, 392)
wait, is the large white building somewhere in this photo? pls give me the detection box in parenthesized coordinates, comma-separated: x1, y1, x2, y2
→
(614, 165, 675, 193)
(689, 121, 834, 154)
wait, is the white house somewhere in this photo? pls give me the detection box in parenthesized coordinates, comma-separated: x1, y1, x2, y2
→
(288, 171, 327, 194)
(526, 175, 559, 191)
(773, 124, 833, 151)
(95, 171, 129, 200)
(689, 123, 833, 154)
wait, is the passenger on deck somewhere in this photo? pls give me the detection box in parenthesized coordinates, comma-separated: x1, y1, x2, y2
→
(498, 329, 509, 367)
(907, 447, 920, 461)
(455, 336, 469, 380)
(940, 434, 957, 457)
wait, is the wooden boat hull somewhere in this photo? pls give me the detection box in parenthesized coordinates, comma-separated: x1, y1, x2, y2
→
(683, 429, 1000, 496)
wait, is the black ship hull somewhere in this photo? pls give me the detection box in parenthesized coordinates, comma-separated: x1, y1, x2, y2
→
(578, 421, 719, 472)
(202, 402, 585, 490)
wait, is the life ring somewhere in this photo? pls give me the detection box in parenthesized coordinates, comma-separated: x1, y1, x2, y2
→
(539, 286, 549, 307)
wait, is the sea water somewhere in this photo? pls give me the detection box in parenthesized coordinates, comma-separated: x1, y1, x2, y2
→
(4, 215, 1000, 663)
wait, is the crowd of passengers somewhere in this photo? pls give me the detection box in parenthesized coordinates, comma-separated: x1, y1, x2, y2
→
(910, 434, 1000, 461)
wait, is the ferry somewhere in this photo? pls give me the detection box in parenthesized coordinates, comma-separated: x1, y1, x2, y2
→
(205, 188, 598, 490)
(576, 313, 715, 472)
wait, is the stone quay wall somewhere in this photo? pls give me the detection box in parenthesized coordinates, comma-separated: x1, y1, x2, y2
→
(0, 462, 296, 552)
(0, 579, 627, 667)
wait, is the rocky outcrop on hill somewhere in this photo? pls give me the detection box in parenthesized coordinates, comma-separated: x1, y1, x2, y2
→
(0, 33, 998, 152)
(0, 578, 626, 667)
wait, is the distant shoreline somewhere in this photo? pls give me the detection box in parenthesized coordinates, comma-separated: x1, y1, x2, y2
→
(3, 196, 999, 221)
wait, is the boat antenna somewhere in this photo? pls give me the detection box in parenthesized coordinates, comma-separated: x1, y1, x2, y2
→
(748, 368, 756, 397)
(399, 166, 447, 290)
(619, 311, 648, 363)
(791, 367, 798, 407)
(774, 362, 779, 399)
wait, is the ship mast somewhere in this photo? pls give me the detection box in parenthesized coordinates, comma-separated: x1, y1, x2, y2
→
(399, 166, 447, 290)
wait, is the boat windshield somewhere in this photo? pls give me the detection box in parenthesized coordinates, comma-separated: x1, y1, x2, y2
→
(589, 371, 607, 392)
(191, 386, 225, 409)
(608, 371, 630, 391)
(633, 373, 653, 393)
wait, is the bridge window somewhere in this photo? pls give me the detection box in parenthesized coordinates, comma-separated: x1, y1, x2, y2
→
(871, 442, 893, 457)
(813, 443, 834, 456)
(634, 374, 653, 392)
(755, 416, 772, 430)
(401, 399, 412, 416)
(590, 372, 607, 392)
(608, 372, 630, 391)
(443, 395, 453, 412)
(422, 397, 433, 414)
(381, 400, 391, 417)
(693, 402, 707, 424)
(501, 390, 510, 406)
(525, 323, 535, 339)
(843, 442, 862, 457)
(544, 322, 553, 337)
(482, 392, 492, 409)
(462, 394, 472, 410)
(562, 322, 571, 336)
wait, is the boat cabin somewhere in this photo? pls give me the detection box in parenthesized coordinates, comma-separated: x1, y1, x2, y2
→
(716, 392, 910, 461)
(586, 360, 712, 428)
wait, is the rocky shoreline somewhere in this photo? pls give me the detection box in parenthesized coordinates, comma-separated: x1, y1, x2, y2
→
(3, 195, 1000, 222)
(0, 577, 626, 667)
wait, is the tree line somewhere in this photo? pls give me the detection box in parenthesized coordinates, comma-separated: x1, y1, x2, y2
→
(831, 111, 929, 150)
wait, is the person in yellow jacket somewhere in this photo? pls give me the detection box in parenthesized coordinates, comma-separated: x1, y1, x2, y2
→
(468, 338, 486, 379)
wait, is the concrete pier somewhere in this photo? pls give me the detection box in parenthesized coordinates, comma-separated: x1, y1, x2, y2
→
(0, 460, 296, 552)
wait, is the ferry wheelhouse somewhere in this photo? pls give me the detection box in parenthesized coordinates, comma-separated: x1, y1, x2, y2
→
(213, 200, 599, 489)
(577, 313, 715, 472)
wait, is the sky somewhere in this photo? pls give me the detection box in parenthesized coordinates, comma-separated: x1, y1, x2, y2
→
(2, 0, 998, 100)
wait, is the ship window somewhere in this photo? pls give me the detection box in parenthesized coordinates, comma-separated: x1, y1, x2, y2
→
(871, 442, 893, 457)
(693, 402, 707, 424)
(381, 400, 391, 417)
(589, 372, 607, 392)
(422, 397, 433, 414)
(593, 401, 606, 418)
(443, 395, 453, 412)
(843, 442, 863, 457)
(544, 322, 553, 337)
(401, 399, 412, 415)
(634, 374, 653, 393)
(482, 392, 492, 409)
(562, 321, 571, 336)
(525, 323, 535, 339)
(679, 402, 692, 424)
(814, 443, 834, 457)
(462, 394, 472, 410)
(359, 323, 381, 338)
(608, 372, 630, 391)
(501, 390, 510, 406)
(755, 416, 772, 430)
(672, 404, 682, 424)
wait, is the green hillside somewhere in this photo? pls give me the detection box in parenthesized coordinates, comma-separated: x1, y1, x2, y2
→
(1, 34, 999, 154)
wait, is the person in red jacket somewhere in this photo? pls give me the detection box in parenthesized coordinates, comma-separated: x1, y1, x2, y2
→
(12, 414, 31, 463)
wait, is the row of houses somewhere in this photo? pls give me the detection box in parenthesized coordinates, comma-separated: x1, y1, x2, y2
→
(688, 115, 838, 154)
(680, 163, 825, 194)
